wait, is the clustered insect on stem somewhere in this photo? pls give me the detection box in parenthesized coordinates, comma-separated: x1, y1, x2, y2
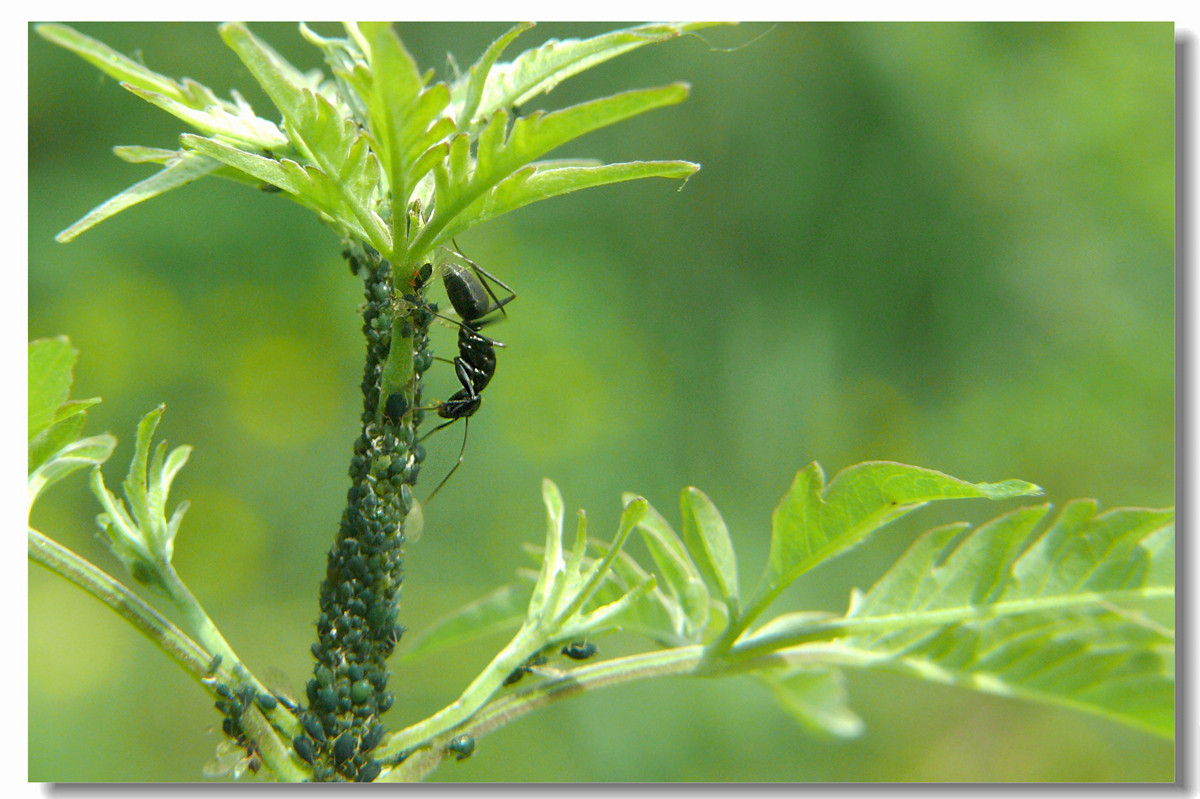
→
(295, 237, 521, 780)
(294, 243, 433, 781)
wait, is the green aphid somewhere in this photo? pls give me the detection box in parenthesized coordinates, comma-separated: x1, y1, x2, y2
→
(447, 733, 475, 761)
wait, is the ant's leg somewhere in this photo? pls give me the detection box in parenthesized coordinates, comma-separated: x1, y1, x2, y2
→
(424, 418, 469, 505)
(429, 310, 507, 347)
(418, 416, 459, 444)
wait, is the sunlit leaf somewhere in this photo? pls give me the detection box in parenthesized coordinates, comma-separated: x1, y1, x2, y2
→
(28, 435, 116, 509)
(219, 22, 390, 252)
(680, 487, 739, 615)
(758, 667, 865, 739)
(28, 337, 76, 443)
(838, 502, 1174, 737)
(55, 152, 224, 242)
(764, 461, 1042, 605)
(475, 22, 727, 114)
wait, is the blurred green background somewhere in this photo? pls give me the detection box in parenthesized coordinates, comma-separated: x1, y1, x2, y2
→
(28, 22, 1174, 782)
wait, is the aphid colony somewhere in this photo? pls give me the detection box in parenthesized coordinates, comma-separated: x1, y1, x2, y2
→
(292, 245, 596, 780)
(297, 249, 418, 782)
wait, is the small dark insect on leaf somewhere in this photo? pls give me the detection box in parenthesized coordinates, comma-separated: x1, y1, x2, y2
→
(447, 733, 475, 761)
(503, 653, 548, 685)
(561, 641, 598, 660)
(292, 735, 315, 764)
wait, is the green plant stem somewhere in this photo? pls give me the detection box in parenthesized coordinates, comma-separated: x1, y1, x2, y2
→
(382, 637, 901, 782)
(706, 578, 782, 657)
(29, 527, 307, 780)
(375, 625, 549, 762)
(156, 561, 300, 739)
(378, 644, 705, 782)
(28, 527, 212, 678)
(238, 706, 310, 782)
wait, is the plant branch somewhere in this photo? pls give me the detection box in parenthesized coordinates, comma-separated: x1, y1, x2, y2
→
(378, 644, 705, 782)
(28, 526, 303, 769)
(29, 526, 212, 678)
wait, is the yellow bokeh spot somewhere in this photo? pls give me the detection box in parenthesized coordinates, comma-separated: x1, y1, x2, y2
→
(225, 335, 345, 448)
(29, 574, 127, 701)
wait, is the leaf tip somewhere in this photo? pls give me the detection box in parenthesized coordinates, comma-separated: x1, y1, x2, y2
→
(979, 479, 1044, 500)
(620, 495, 649, 528)
(542, 478, 565, 515)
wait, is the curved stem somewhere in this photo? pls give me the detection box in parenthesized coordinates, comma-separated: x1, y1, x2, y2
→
(156, 560, 300, 739)
(375, 625, 545, 762)
(29, 527, 307, 780)
(29, 527, 212, 678)
(377, 644, 705, 781)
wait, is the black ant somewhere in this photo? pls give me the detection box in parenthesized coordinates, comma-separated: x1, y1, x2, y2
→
(415, 248, 516, 503)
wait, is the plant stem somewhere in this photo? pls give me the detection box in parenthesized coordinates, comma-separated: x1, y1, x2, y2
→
(378, 644, 705, 782)
(297, 246, 432, 782)
(29, 527, 307, 778)
(375, 625, 546, 762)
(28, 527, 211, 678)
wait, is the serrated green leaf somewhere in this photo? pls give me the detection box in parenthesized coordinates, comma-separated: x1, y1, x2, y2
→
(398, 584, 532, 663)
(88, 407, 193, 587)
(758, 667, 865, 739)
(476, 22, 727, 116)
(577, 498, 646, 591)
(837, 502, 1175, 737)
(28, 337, 76, 443)
(1007, 501, 1175, 599)
(29, 406, 92, 475)
(597, 542, 687, 645)
(561, 496, 647, 626)
(53, 397, 102, 424)
(28, 434, 117, 510)
(36, 23, 223, 110)
(574, 573, 657, 635)
(298, 23, 372, 128)
(625, 495, 709, 640)
(454, 22, 536, 129)
(122, 407, 164, 532)
(219, 22, 390, 252)
(112, 146, 179, 164)
(765, 461, 1042, 601)
(181, 135, 375, 238)
(352, 23, 458, 248)
(144, 440, 192, 558)
(55, 151, 224, 242)
(414, 84, 691, 256)
(439, 160, 698, 245)
(529, 478, 568, 619)
(680, 487, 739, 615)
(90, 465, 162, 593)
(121, 83, 287, 150)
(38, 23, 296, 241)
